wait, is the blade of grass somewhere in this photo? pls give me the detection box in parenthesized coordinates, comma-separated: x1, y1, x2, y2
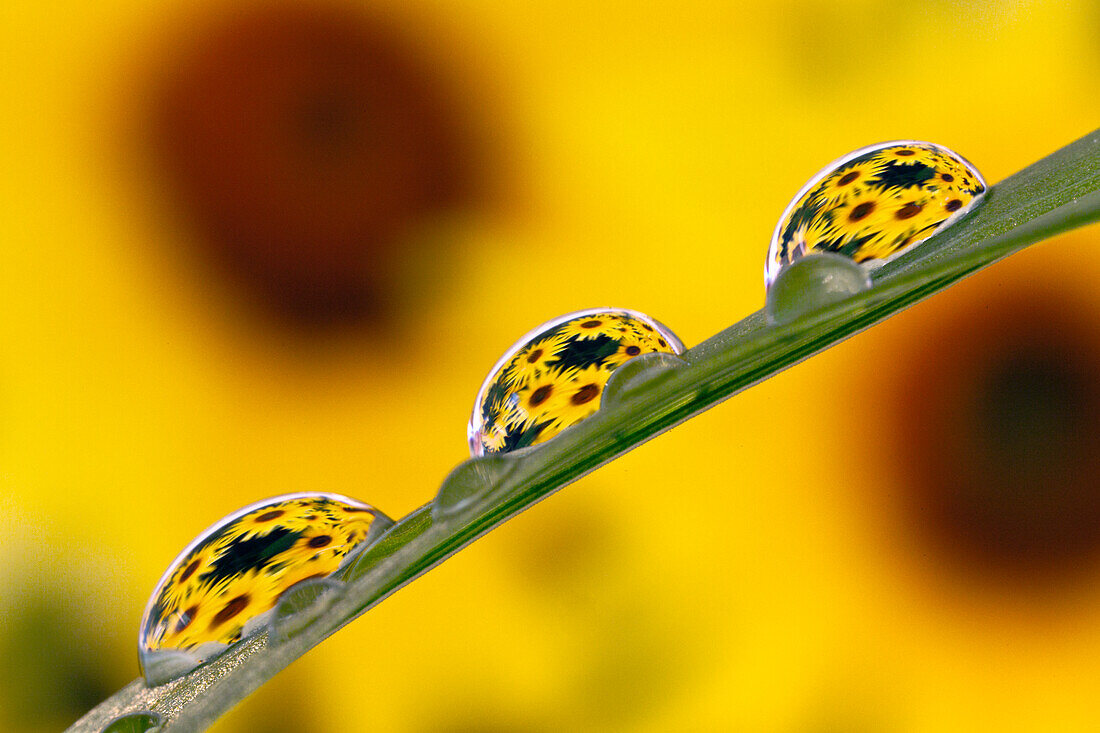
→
(68, 128, 1100, 732)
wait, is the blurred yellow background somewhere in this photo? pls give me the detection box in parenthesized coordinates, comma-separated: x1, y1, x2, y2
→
(3, 0, 1100, 730)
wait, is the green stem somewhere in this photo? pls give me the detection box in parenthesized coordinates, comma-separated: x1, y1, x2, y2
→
(69, 128, 1100, 733)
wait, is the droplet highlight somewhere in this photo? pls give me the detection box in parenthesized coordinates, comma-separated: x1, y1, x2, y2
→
(138, 492, 389, 686)
(766, 140, 986, 287)
(764, 253, 871, 325)
(468, 308, 684, 456)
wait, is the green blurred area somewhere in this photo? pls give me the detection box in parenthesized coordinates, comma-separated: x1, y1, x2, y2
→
(4, 1, 1100, 730)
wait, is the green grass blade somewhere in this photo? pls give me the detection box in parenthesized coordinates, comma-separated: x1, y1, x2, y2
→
(67, 128, 1100, 733)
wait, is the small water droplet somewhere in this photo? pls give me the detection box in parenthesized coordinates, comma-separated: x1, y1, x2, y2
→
(432, 451, 527, 520)
(601, 352, 689, 408)
(765, 253, 871, 325)
(138, 492, 390, 686)
(766, 140, 986, 287)
(468, 308, 684, 456)
(269, 577, 345, 643)
(102, 711, 161, 733)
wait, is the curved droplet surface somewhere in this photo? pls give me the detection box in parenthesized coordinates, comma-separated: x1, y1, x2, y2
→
(601, 352, 690, 408)
(766, 140, 986, 287)
(138, 492, 389, 686)
(433, 452, 523, 519)
(469, 308, 684, 456)
(764, 253, 872, 325)
(269, 577, 346, 644)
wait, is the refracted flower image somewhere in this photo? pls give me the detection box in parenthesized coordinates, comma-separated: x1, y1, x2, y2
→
(138, 493, 387, 684)
(766, 141, 986, 286)
(468, 309, 683, 456)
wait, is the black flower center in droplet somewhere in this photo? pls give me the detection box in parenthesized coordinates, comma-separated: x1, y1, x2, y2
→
(210, 595, 251, 628)
(529, 385, 552, 407)
(571, 384, 599, 405)
(179, 559, 200, 582)
(849, 202, 874, 221)
(896, 203, 922, 220)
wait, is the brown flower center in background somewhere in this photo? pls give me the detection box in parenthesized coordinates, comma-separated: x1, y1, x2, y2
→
(148, 4, 477, 330)
(889, 283, 1100, 586)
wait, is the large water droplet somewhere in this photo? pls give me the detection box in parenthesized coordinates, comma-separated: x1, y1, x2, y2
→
(764, 253, 871, 325)
(468, 308, 684, 456)
(138, 492, 390, 686)
(269, 577, 345, 644)
(766, 140, 986, 287)
(601, 351, 689, 408)
(102, 711, 162, 733)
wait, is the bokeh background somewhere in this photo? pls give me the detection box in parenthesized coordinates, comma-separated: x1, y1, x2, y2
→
(3, 1, 1100, 730)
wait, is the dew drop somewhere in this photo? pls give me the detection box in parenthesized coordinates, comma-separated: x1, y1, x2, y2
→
(138, 492, 390, 686)
(765, 140, 986, 287)
(601, 352, 690, 408)
(269, 577, 346, 644)
(432, 451, 527, 520)
(102, 711, 162, 733)
(468, 308, 684, 456)
(764, 253, 871, 326)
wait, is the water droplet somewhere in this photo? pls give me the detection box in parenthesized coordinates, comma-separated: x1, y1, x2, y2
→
(138, 492, 390, 686)
(601, 352, 689, 408)
(102, 711, 162, 733)
(468, 308, 684, 456)
(764, 253, 871, 325)
(432, 451, 527, 520)
(269, 577, 345, 643)
(766, 140, 986, 287)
